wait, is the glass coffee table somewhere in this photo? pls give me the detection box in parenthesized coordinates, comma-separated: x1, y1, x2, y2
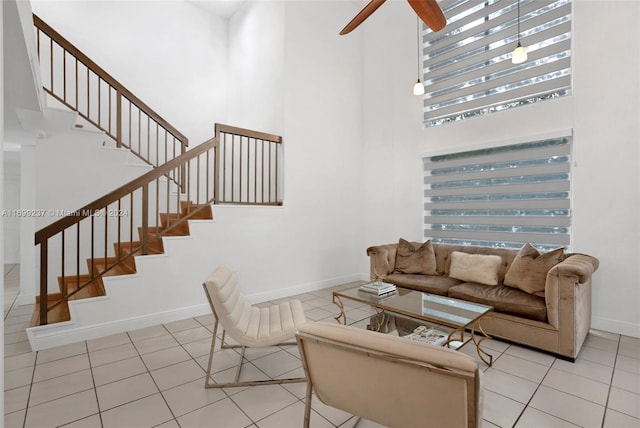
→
(332, 285, 494, 366)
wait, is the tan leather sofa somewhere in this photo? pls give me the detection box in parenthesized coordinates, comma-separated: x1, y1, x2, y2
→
(367, 242, 599, 361)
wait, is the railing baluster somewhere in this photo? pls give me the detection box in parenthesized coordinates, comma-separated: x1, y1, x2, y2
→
(129, 193, 134, 256)
(75, 59, 78, 110)
(104, 207, 108, 273)
(196, 154, 201, 205)
(76, 222, 80, 294)
(91, 215, 95, 278)
(116, 91, 122, 148)
(39, 240, 49, 325)
(49, 37, 53, 93)
(222, 132, 227, 202)
(142, 184, 149, 255)
(261, 140, 265, 203)
(117, 199, 122, 262)
(86, 67, 90, 120)
(61, 230, 66, 301)
(63, 49, 67, 103)
(253, 138, 258, 204)
(98, 77, 102, 127)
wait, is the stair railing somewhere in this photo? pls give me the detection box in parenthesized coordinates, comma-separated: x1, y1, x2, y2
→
(33, 14, 188, 187)
(33, 123, 284, 325)
(34, 137, 217, 326)
(215, 123, 283, 206)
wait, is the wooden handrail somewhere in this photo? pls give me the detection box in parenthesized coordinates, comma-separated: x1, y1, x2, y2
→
(33, 14, 188, 182)
(215, 123, 282, 143)
(35, 138, 215, 245)
(33, 14, 188, 145)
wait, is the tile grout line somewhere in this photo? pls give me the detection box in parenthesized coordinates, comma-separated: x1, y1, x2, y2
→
(600, 334, 622, 428)
(126, 326, 182, 427)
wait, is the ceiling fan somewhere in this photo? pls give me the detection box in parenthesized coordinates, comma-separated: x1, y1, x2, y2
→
(340, 0, 446, 35)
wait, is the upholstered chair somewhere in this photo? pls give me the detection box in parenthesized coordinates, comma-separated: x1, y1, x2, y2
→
(202, 265, 307, 388)
(296, 322, 483, 428)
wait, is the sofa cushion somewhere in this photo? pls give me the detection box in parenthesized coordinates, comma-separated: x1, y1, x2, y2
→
(385, 274, 462, 296)
(504, 243, 564, 294)
(448, 283, 548, 322)
(449, 252, 502, 286)
(393, 239, 437, 275)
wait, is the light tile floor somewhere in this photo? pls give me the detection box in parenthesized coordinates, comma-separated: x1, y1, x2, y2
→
(4, 264, 640, 427)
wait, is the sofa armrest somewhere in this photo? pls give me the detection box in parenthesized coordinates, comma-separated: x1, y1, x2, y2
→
(366, 244, 398, 280)
(544, 253, 599, 355)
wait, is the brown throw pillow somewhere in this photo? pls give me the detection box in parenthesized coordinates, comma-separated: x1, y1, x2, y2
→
(504, 243, 564, 294)
(393, 239, 437, 275)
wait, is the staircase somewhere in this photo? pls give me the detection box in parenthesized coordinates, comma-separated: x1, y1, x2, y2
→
(25, 15, 284, 350)
(30, 202, 213, 326)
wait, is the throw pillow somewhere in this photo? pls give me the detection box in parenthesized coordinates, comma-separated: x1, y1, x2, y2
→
(449, 252, 502, 286)
(393, 239, 437, 275)
(504, 243, 565, 294)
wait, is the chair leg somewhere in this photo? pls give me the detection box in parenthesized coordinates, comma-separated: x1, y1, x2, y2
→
(303, 380, 313, 428)
(204, 317, 220, 388)
(204, 325, 306, 388)
(233, 346, 246, 383)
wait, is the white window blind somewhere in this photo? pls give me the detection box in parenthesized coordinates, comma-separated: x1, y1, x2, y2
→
(422, 0, 572, 127)
(423, 137, 571, 250)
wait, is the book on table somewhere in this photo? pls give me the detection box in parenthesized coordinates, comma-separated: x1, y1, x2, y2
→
(404, 326, 448, 346)
(359, 282, 397, 295)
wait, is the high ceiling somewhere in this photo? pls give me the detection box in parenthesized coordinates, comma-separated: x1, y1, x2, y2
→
(184, 0, 246, 18)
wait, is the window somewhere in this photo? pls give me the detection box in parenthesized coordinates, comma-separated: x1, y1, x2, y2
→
(422, 0, 572, 127)
(423, 137, 571, 250)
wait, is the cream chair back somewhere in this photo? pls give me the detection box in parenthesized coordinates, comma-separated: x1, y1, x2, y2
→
(297, 322, 483, 428)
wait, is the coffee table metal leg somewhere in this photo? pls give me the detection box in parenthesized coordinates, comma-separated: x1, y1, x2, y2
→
(471, 318, 493, 366)
(332, 294, 347, 325)
(445, 327, 465, 348)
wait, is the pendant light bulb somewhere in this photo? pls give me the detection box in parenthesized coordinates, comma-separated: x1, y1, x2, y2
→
(512, 0, 527, 65)
(413, 79, 425, 96)
(512, 42, 527, 64)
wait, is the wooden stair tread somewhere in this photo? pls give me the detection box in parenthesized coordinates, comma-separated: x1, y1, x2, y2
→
(30, 299, 71, 326)
(180, 201, 214, 220)
(59, 275, 106, 299)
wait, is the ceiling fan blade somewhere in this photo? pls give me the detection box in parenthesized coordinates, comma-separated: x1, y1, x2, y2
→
(340, 0, 387, 35)
(407, 0, 447, 32)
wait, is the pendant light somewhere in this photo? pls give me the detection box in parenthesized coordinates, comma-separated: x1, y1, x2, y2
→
(413, 17, 425, 96)
(512, 0, 527, 64)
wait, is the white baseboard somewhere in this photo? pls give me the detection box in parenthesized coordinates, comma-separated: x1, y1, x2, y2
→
(246, 272, 365, 303)
(26, 304, 211, 351)
(24, 273, 370, 351)
(592, 316, 640, 339)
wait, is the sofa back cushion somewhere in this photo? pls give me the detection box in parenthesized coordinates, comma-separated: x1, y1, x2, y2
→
(504, 243, 565, 294)
(449, 252, 503, 286)
(393, 239, 437, 275)
(432, 243, 517, 284)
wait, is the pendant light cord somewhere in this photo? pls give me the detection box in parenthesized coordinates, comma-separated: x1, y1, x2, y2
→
(517, 0, 521, 42)
(416, 16, 421, 79)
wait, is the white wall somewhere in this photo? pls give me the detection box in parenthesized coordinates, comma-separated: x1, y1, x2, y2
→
(3, 152, 20, 263)
(214, 0, 364, 295)
(360, 1, 640, 337)
(27, 0, 366, 299)
(30, 0, 229, 146)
